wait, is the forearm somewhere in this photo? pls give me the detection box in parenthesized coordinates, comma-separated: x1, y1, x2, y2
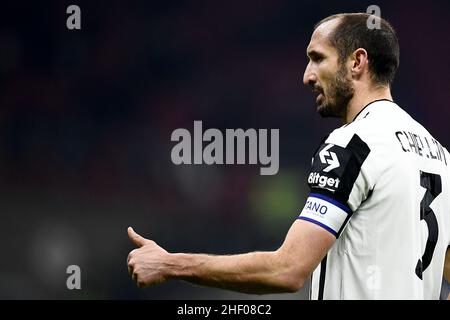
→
(445, 263, 450, 284)
(165, 250, 303, 294)
(444, 248, 450, 283)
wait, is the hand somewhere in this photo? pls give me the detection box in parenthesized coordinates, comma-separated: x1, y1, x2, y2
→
(127, 227, 170, 288)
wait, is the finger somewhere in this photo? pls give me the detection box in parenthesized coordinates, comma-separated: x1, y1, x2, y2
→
(127, 249, 135, 264)
(127, 226, 149, 248)
(127, 256, 134, 274)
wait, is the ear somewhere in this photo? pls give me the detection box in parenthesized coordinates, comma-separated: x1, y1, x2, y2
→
(350, 48, 369, 78)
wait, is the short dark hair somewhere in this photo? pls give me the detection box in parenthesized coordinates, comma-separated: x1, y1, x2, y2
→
(315, 13, 400, 86)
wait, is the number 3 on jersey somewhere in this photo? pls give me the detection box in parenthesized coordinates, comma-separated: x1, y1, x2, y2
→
(416, 171, 442, 280)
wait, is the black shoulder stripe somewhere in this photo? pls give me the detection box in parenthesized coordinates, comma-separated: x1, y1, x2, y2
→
(312, 134, 330, 157)
(309, 134, 371, 206)
(334, 134, 371, 204)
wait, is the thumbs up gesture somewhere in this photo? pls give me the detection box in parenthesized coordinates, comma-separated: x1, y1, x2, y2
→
(127, 227, 170, 288)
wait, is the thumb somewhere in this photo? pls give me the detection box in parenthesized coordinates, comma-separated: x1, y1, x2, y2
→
(127, 227, 150, 248)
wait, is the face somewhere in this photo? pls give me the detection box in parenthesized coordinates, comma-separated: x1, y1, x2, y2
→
(303, 19, 354, 118)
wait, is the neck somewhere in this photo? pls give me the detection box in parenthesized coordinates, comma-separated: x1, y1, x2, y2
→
(343, 85, 392, 124)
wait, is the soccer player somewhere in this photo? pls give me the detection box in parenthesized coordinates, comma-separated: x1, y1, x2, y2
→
(127, 13, 450, 299)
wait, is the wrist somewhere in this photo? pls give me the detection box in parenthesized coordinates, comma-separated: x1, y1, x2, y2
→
(165, 253, 195, 280)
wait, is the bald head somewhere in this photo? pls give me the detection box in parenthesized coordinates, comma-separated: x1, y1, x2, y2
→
(312, 17, 342, 43)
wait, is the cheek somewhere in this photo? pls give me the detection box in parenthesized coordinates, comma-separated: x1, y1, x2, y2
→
(319, 65, 339, 93)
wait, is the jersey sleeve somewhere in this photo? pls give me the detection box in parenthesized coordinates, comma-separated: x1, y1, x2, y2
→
(298, 131, 374, 238)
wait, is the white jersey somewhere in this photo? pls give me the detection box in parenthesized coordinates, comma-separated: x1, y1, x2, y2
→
(299, 100, 450, 299)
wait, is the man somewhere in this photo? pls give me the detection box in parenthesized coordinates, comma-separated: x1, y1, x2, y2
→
(127, 13, 450, 299)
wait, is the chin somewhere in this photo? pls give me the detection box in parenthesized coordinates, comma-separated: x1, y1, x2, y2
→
(316, 103, 326, 115)
(317, 104, 335, 118)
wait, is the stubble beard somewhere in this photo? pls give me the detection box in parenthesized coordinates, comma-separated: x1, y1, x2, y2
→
(317, 64, 354, 119)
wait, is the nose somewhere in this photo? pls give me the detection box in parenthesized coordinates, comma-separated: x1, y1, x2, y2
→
(303, 62, 316, 87)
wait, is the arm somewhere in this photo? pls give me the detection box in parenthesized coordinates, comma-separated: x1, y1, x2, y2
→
(444, 247, 450, 300)
(127, 220, 335, 294)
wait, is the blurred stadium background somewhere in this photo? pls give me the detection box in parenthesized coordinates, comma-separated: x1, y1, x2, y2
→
(0, 0, 449, 299)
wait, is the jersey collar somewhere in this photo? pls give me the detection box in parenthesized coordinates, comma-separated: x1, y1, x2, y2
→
(350, 98, 394, 123)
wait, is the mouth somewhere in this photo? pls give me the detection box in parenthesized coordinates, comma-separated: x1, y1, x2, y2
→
(316, 93, 324, 105)
(314, 89, 324, 105)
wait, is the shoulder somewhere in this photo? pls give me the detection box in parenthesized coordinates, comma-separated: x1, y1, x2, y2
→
(308, 127, 374, 208)
(321, 123, 373, 166)
(325, 100, 404, 151)
(307, 101, 400, 203)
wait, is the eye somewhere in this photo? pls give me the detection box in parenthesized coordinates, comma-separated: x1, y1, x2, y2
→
(312, 55, 324, 63)
(307, 53, 325, 63)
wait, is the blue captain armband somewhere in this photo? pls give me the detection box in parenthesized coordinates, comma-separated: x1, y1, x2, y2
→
(298, 193, 353, 238)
